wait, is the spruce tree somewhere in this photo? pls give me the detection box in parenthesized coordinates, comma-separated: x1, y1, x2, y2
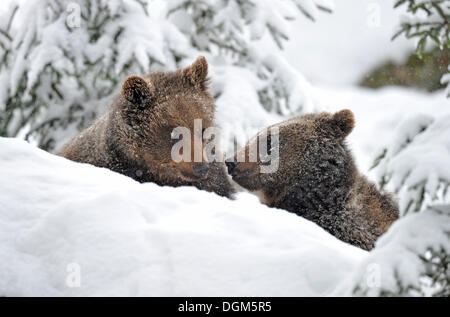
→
(393, 0, 450, 96)
(357, 1, 450, 296)
(167, 0, 332, 115)
(0, 0, 186, 150)
(367, 106, 450, 297)
(0, 0, 333, 151)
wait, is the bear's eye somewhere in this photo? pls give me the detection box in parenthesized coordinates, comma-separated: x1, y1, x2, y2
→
(266, 135, 272, 155)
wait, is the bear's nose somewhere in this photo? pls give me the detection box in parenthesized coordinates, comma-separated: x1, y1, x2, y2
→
(225, 160, 239, 175)
(193, 163, 210, 178)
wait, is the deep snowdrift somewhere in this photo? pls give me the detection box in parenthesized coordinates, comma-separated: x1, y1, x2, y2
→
(338, 204, 450, 296)
(0, 137, 366, 296)
(1, 137, 448, 296)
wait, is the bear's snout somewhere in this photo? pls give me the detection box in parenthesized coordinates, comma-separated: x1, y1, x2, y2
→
(225, 160, 239, 175)
(193, 163, 210, 179)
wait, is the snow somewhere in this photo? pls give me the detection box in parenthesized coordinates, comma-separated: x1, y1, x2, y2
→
(258, 53, 316, 115)
(396, 0, 450, 49)
(211, 61, 282, 153)
(207, 51, 318, 155)
(310, 86, 450, 177)
(379, 113, 450, 188)
(0, 137, 366, 296)
(246, 0, 293, 42)
(372, 112, 450, 214)
(280, 0, 416, 85)
(0, 0, 449, 297)
(0, 0, 188, 148)
(338, 204, 450, 296)
(2, 111, 448, 296)
(2, 82, 448, 296)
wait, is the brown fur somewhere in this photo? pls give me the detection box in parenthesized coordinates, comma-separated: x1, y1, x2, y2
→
(227, 110, 399, 250)
(59, 56, 234, 197)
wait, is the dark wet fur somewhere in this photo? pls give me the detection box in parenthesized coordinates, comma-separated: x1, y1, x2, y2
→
(229, 110, 399, 250)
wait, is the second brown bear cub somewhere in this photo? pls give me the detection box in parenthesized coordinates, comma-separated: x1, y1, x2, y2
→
(59, 56, 234, 197)
(226, 110, 399, 250)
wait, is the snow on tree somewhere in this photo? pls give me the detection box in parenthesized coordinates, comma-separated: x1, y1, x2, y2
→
(167, 0, 334, 56)
(384, 4, 450, 294)
(345, 204, 449, 297)
(392, 0, 450, 96)
(0, 0, 333, 151)
(372, 114, 450, 215)
(368, 114, 450, 296)
(0, 0, 187, 151)
(167, 0, 332, 151)
(167, 0, 330, 115)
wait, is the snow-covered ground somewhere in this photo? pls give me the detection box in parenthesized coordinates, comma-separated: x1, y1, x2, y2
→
(1, 135, 448, 296)
(1, 80, 449, 297)
(2, 67, 449, 298)
(0, 137, 365, 296)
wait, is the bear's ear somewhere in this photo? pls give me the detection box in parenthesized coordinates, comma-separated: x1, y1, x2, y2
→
(330, 109, 355, 138)
(121, 75, 154, 106)
(183, 56, 209, 90)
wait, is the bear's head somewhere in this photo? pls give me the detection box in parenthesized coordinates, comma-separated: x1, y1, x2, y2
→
(226, 110, 357, 210)
(115, 56, 215, 186)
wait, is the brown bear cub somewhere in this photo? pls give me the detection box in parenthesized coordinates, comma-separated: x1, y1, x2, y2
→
(59, 56, 234, 198)
(226, 110, 399, 250)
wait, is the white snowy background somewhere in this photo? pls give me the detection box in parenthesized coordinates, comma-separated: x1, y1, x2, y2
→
(0, 0, 449, 296)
